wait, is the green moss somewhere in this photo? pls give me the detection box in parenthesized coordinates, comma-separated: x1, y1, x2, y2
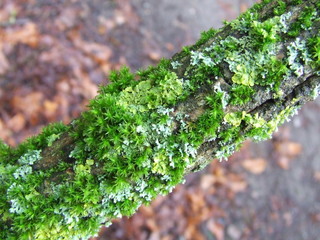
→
(224, 111, 247, 127)
(288, 6, 317, 37)
(193, 93, 225, 141)
(250, 17, 282, 48)
(288, 0, 303, 6)
(245, 105, 299, 141)
(100, 66, 136, 94)
(307, 36, 320, 66)
(229, 85, 254, 105)
(1, 0, 318, 239)
(195, 28, 218, 47)
(231, 64, 256, 86)
(273, 0, 287, 16)
(256, 57, 288, 91)
(118, 71, 183, 113)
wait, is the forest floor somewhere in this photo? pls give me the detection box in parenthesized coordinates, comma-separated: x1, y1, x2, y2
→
(0, 0, 320, 239)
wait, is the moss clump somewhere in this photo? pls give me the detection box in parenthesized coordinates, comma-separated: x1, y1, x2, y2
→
(195, 28, 218, 47)
(307, 36, 320, 66)
(288, 6, 317, 37)
(1, 0, 319, 239)
(229, 85, 254, 105)
(273, 0, 287, 16)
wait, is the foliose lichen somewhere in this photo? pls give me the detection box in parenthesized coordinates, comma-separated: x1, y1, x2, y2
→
(1, 0, 319, 239)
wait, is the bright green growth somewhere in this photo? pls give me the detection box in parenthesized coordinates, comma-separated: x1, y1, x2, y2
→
(1, 0, 319, 239)
(273, 0, 287, 16)
(307, 36, 320, 65)
(224, 111, 247, 127)
(229, 85, 254, 105)
(288, 6, 317, 37)
(245, 105, 300, 142)
(100, 66, 136, 94)
(194, 28, 218, 47)
(118, 71, 183, 113)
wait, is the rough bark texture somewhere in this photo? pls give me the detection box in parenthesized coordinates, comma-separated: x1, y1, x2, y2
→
(32, 0, 320, 178)
(0, 0, 319, 239)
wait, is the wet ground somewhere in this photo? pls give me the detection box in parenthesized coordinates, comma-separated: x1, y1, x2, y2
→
(0, 0, 319, 239)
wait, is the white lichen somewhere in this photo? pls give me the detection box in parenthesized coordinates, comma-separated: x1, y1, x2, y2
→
(171, 61, 182, 69)
(18, 149, 42, 165)
(13, 165, 33, 179)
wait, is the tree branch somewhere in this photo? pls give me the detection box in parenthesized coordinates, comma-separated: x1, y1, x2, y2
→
(0, 0, 319, 239)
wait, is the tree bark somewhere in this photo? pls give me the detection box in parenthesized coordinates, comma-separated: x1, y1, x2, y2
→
(0, 0, 319, 239)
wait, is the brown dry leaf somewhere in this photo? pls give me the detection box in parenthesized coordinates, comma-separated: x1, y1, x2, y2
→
(242, 158, 267, 175)
(148, 51, 161, 61)
(240, 3, 249, 13)
(138, 206, 154, 217)
(0, 119, 5, 138)
(310, 213, 320, 223)
(212, 167, 227, 185)
(184, 224, 205, 240)
(11, 92, 44, 125)
(7, 113, 26, 133)
(187, 191, 206, 214)
(0, 119, 11, 143)
(115, 0, 140, 29)
(207, 219, 224, 240)
(146, 219, 159, 232)
(227, 174, 247, 193)
(275, 141, 302, 157)
(161, 236, 173, 240)
(72, 37, 112, 64)
(200, 174, 216, 191)
(55, 8, 78, 30)
(0, 48, 9, 74)
(277, 156, 291, 170)
(1, 22, 40, 47)
(44, 100, 59, 120)
(314, 171, 320, 182)
(80, 76, 99, 99)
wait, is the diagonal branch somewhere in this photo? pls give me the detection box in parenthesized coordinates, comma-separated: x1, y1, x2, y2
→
(0, 0, 319, 239)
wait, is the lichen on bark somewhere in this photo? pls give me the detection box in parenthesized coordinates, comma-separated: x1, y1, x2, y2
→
(0, 0, 319, 239)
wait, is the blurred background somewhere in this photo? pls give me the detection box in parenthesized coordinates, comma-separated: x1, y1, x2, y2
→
(1, 0, 320, 239)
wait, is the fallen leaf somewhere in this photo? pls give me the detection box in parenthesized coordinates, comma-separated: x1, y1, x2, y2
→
(240, 3, 249, 13)
(71, 36, 112, 64)
(206, 219, 224, 240)
(314, 171, 320, 182)
(1, 22, 40, 47)
(227, 174, 247, 193)
(7, 113, 26, 132)
(275, 141, 302, 157)
(55, 8, 78, 30)
(11, 92, 44, 125)
(310, 212, 320, 223)
(0, 42, 9, 74)
(242, 158, 267, 174)
(44, 100, 59, 120)
(277, 156, 291, 170)
(161, 236, 173, 240)
(200, 174, 216, 191)
(115, 0, 140, 29)
(148, 51, 161, 61)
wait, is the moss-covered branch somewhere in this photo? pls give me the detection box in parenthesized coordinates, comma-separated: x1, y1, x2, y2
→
(0, 0, 319, 239)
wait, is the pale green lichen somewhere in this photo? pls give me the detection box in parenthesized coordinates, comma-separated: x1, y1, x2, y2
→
(1, 0, 318, 239)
